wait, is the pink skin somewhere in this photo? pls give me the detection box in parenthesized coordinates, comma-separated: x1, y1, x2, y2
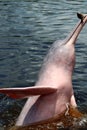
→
(0, 13, 87, 126)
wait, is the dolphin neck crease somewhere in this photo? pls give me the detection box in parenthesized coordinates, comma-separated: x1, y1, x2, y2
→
(65, 17, 87, 44)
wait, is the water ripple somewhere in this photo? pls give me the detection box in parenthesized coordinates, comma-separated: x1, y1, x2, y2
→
(0, 0, 87, 128)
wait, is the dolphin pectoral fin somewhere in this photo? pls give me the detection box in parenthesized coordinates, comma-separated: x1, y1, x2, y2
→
(0, 86, 57, 99)
(0, 88, 28, 99)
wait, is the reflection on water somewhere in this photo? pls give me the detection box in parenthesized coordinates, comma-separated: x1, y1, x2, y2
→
(0, 0, 87, 129)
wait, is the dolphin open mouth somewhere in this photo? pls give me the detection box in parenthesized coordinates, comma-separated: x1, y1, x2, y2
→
(65, 12, 87, 45)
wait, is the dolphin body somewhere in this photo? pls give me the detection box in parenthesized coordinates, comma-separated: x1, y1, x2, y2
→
(0, 13, 87, 126)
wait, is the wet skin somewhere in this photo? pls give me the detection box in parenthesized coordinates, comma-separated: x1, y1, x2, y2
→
(0, 13, 87, 126)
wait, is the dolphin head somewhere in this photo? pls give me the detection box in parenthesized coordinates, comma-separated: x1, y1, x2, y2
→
(44, 13, 87, 74)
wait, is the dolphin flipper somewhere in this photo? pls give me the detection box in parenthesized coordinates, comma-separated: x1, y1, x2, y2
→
(0, 86, 57, 99)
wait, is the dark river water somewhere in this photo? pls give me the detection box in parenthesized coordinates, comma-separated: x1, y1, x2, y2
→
(0, 0, 87, 129)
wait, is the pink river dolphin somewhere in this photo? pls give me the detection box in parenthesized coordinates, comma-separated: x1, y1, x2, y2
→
(0, 13, 87, 127)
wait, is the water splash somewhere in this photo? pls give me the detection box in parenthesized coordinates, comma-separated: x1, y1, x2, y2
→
(8, 106, 87, 130)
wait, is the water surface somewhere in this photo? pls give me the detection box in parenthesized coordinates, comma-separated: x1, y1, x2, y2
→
(0, 0, 87, 129)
